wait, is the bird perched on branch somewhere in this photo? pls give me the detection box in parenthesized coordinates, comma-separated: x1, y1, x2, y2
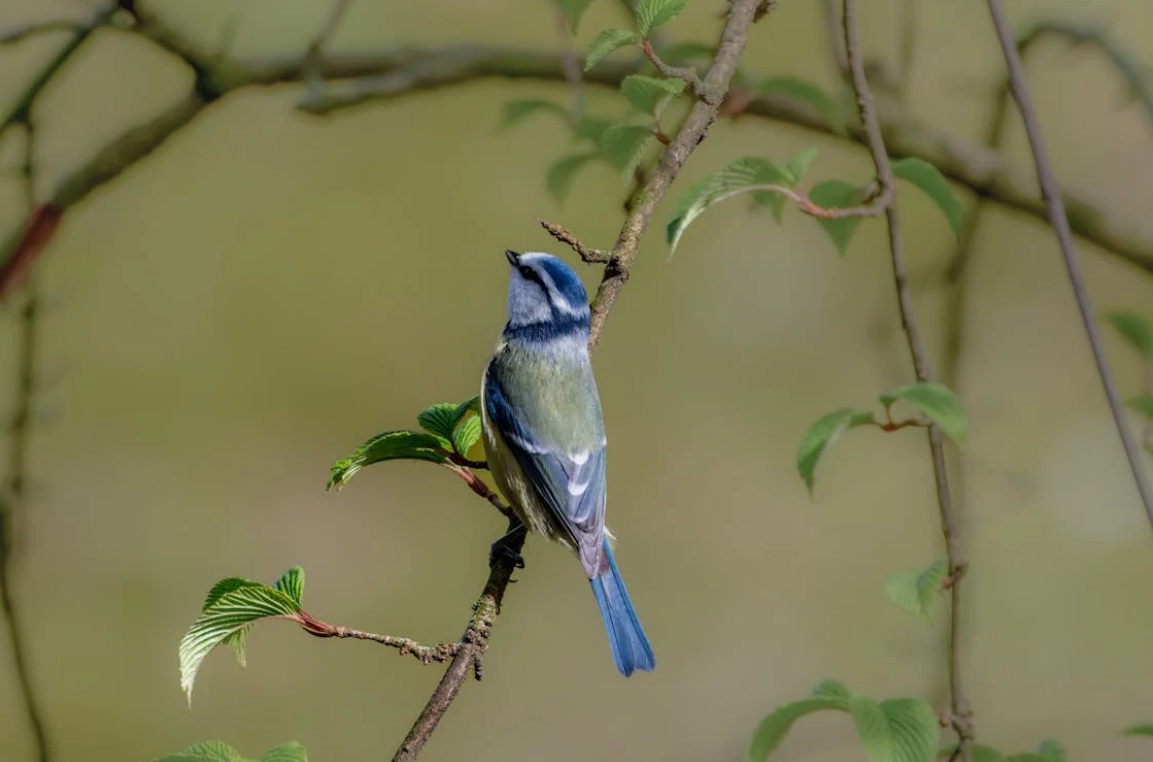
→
(480, 249, 655, 677)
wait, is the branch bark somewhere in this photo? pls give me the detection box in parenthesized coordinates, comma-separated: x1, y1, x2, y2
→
(984, 0, 1153, 532)
(842, 2, 974, 758)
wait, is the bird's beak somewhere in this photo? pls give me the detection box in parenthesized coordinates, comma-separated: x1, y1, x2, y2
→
(505, 249, 520, 267)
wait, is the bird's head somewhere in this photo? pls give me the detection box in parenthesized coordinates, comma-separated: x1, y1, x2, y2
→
(504, 250, 591, 333)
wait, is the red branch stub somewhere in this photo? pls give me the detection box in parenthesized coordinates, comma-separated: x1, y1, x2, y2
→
(0, 204, 64, 302)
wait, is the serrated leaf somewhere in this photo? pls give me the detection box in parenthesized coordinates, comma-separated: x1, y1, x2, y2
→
(849, 696, 939, 762)
(274, 566, 305, 608)
(620, 74, 685, 113)
(585, 29, 639, 71)
(327, 430, 449, 490)
(757, 77, 844, 134)
(881, 382, 967, 449)
(797, 408, 875, 494)
(809, 679, 851, 708)
(453, 395, 480, 420)
(1125, 723, 1153, 736)
(260, 742, 308, 762)
(1035, 740, 1066, 762)
(599, 123, 655, 173)
(1104, 311, 1153, 359)
(500, 99, 569, 130)
(892, 158, 963, 237)
(452, 415, 482, 455)
(203, 577, 263, 611)
(885, 558, 947, 620)
(574, 117, 613, 143)
(164, 741, 243, 762)
(546, 153, 599, 203)
(635, 0, 690, 37)
(784, 148, 819, 185)
(418, 403, 461, 441)
(749, 680, 851, 761)
(666, 156, 792, 253)
(556, 0, 595, 32)
(809, 180, 865, 255)
(179, 583, 302, 703)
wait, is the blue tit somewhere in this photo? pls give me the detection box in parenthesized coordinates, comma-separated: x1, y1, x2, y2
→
(480, 249, 655, 677)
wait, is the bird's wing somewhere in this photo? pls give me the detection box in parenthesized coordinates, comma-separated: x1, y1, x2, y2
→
(484, 365, 607, 576)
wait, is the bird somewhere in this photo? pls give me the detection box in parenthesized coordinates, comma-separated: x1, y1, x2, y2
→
(480, 249, 655, 677)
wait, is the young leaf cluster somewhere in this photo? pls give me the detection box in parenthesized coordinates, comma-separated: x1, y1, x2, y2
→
(154, 741, 307, 762)
(179, 567, 306, 703)
(797, 382, 967, 494)
(327, 396, 481, 490)
(583, 0, 690, 71)
(749, 679, 939, 762)
(666, 152, 963, 256)
(885, 558, 948, 620)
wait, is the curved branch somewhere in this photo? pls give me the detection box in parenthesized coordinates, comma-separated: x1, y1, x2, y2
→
(984, 0, 1153, 529)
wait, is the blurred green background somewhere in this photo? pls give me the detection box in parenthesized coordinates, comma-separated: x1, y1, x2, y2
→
(2, 0, 1153, 760)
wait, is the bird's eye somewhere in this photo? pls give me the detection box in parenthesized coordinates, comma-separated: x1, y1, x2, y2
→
(518, 266, 532, 278)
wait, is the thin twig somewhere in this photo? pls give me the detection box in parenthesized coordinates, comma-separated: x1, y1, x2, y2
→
(538, 220, 611, 263)
(984, 0, 1153, 531)
(1, 122, 51, 762)
(294, 611, 462, 664)
(842, 1, 975, 757)
(641, 40, 706, 96)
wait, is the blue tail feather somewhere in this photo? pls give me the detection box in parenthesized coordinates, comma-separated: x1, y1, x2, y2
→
(589, 539, 655, 677)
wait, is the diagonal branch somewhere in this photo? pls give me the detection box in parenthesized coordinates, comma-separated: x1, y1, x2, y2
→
(984, 0, 1153, 530)
(842, 1, 975, 758)
(392, 3, 764, 759)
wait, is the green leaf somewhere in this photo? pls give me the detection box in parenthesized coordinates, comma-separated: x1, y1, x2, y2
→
(1035, 740, 1066, 762)
(748, 680, 851, 761)
(274, 566, 305, 608)
(620, 74, 685, 113)
(260, 742, 308, 762)
(161, 741, 243, 762)
(849, 696, 940, 762)
(574, 117, 613, 143)
(757, 77, 844, 134)
(500, 99, 569, 130)
(635, 0, 690, 37)
(418, 402, 461, 441)
(328, 430, 449, 491)
(179, 580, 302, 703)
(881, 382, 967, 449)
(546, 152, 599, 204)
(203, 577, 263, 611)
(796, 408, 875, 494)
(453, 395, 480, 419)
(809, 180, 865, 255)
(453, 415, 483, 456)
(585, 28, 639, 70)
(892, 158, 964, 237)
(556, 0, 595, 32)
(1104, 311, 1153, 359)
(666, 156, 792, 253)
(885, 558, 948, 620)
(1125, 723, 1153, 736)
(599, 123, 655, 173)
(784, 148, 819, 185)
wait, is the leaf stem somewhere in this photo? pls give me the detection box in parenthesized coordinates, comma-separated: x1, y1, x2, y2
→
(842, 0, 975, 757)
(294, 611, 462, 664)
(641, 39, 705, 96)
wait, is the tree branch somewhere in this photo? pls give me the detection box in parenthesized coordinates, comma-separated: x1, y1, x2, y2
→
(1, 122, 52, 762)
(392, 2, 764, 758)
(641, 39, 706, 96)
(984, 0, 1153, 532)
(842, 2, 975, 758)
(294, 610, 462, 664)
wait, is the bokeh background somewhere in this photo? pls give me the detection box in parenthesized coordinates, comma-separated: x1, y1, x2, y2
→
(2, 1, 1153, 760)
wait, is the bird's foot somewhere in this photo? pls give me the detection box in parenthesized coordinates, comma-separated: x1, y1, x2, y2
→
(489, 521, 527, 570)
